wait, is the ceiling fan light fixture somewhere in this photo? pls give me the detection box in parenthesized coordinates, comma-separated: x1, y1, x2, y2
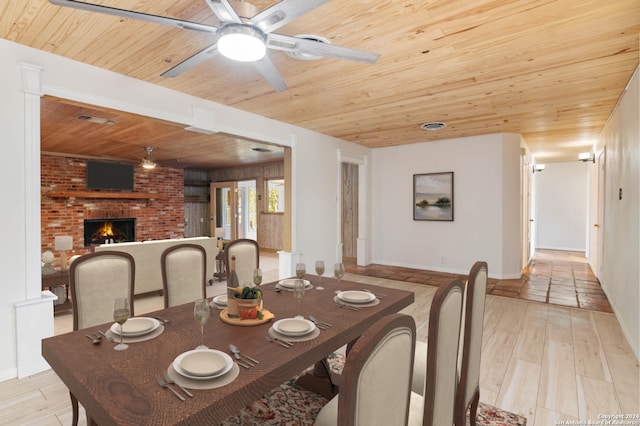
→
(218, 24, 266, 62)
(141, 146, 157, 170)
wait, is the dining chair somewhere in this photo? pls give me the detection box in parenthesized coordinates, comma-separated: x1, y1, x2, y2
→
(407, 278, 465, 426)
(161, 243, 207, 308)
(454, 261, 488, 426)
(69, 250, 135, 426)
(410, 260, 486, 425)
(314, 313, 417, 426)
(224, 238, 259, 286)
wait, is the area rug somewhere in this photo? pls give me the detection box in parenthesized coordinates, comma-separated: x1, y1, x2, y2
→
(220, 352, 527, 425)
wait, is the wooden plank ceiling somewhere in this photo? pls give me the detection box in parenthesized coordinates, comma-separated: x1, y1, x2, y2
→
(2, 0, 638, 168)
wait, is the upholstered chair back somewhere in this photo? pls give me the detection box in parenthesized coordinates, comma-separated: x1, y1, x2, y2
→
(70, 251, 135, 332)
(421, 279, 465, 426)
(161, 243, 207, 308)
(224, 239, 259, 286)
(455, 261, 488, 426)
(314, 313, 416, 426)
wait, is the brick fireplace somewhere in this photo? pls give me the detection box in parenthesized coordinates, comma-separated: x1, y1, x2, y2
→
(41, 154, 186, 261)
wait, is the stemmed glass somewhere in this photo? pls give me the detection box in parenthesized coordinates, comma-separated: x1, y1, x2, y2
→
(296, 263, 306, 279)
(334, 263, 345, 285)
(293, 279, 306, 318)
(113, 297, 130, 351)
(253, 268, 263, 286)
(315, 260, 325, 290)
(194, 299, 210, 349)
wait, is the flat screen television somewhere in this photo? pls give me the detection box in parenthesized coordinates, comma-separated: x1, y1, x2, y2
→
(86, 160, 134, 191)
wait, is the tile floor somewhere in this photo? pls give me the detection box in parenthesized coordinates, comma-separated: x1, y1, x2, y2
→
(346, 249, 612, 313)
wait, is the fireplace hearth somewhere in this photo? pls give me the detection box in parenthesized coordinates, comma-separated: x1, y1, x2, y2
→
(84, 218, 136, 247)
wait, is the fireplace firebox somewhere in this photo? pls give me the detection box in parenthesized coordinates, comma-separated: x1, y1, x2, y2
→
(84, 218, 136, 247)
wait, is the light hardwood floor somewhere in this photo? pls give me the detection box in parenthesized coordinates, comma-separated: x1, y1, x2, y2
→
(1, 254, 637, 425)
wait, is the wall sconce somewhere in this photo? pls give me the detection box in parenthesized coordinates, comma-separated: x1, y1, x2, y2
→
(578, 152, 595, 163)
(55, 236, 73, 271)
(533, 164, 546, 173)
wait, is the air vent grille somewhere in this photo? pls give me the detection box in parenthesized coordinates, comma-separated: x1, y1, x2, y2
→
(420, 122, 447, 131)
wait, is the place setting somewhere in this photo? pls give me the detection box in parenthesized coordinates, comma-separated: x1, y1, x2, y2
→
(163, 299, 241, 392)
(333, 289, 382, 309)
(103, 297, 164, 347)
(267, 317, 320, 343)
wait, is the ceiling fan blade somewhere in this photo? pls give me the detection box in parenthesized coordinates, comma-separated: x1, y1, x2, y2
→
(249, 0, 329, 33)
(205, 0, 242, 24)
(252, 56, 288, 92)
(161, 43, 220, 78)
(49, 0, 217, 33)
(267, 33, 380, 64)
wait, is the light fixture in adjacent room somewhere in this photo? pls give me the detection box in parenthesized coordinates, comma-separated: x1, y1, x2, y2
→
(141, 146, 157, 169)
(533, 163, 546, 173)
(217, 24, 267, 62)
(578, 152, 595, 163)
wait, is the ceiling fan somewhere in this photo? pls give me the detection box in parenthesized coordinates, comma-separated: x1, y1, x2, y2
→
(49, 0, 381, 91)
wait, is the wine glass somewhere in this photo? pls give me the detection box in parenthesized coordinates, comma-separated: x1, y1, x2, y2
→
(293, 279, 306, 318)
(315, 260, 325, 289)
(194, 299, 210, 349)
(113, 297, 130, 351)
(296, 263, 306, 279)
(334, 263, 345, 285)
(253, 268, 263, 286)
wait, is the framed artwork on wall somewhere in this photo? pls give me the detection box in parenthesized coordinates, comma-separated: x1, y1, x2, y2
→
(413, 172, 454, 221)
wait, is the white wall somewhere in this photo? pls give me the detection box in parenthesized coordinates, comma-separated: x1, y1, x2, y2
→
(371, 133, 523, 279)
(598, 67, 639, 359)
(535, 162, 589, 251)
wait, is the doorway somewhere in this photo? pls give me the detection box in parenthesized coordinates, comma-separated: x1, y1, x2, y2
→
(210, 180, 257, 241)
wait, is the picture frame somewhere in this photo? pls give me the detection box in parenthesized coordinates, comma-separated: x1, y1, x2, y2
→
(413, 172, 454, 221)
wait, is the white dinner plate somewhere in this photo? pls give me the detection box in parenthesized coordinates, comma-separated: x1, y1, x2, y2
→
(110, 317, 160, 336)
(337, 290, 376, 304)
(278, 279, 311, 289)
(272, 318, 316, 336)
(212, 294, 228, 306)
(173, 349, 233, 380)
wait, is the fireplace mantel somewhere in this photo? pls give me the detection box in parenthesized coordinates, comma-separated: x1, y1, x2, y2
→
(46, 190, 164, 200)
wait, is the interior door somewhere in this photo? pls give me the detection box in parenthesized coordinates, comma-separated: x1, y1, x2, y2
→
(594, 149, 606, 279)
(210, 181, 237, 241)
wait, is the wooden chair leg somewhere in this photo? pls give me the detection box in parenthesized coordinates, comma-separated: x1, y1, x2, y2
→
(70, 392, 78, 426)
(469, 390, 480, 426)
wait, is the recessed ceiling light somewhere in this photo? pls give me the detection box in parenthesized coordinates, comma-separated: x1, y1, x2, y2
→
(251, 147, 272, 153)
(420, 122, 447, 130)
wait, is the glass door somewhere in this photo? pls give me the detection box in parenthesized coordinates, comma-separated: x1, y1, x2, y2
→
(210, 182, 236, 241)
(210, 180, 257, 242)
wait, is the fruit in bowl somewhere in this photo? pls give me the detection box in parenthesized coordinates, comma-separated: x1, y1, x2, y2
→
(232, 286, 264, 320)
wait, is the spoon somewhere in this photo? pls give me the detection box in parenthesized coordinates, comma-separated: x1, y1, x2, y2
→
(229, 344, 256, 366)
(265, 335, 291, 348)
(85, 333, 101, 344)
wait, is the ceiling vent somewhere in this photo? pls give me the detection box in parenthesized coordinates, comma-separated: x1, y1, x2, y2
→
(420, 122, 447, 131)
(78, 115, 117, 125)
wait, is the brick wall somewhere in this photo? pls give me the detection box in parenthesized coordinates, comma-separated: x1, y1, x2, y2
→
(41, 155, 185, 263)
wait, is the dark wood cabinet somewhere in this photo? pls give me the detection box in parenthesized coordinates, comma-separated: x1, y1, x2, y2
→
(42, 270, 72, 315)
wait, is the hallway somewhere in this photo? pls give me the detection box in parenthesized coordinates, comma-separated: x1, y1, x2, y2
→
(346, 249, 612, 313)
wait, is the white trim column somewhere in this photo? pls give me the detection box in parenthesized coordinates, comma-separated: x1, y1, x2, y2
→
(15, 63, 54, 377)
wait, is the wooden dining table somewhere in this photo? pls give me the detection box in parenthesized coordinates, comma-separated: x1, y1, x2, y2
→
(42, 276, 414, 425)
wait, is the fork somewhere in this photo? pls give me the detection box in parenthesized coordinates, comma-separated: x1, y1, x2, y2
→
(163, 372, 193, 398)
(85, 333, 101, 344)
(157, 378, 185, 401)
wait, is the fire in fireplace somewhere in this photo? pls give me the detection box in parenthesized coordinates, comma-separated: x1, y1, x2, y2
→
(84, 218, 136, 246)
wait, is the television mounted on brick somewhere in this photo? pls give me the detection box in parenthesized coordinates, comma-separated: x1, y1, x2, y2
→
(86, 160, 134, 191)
